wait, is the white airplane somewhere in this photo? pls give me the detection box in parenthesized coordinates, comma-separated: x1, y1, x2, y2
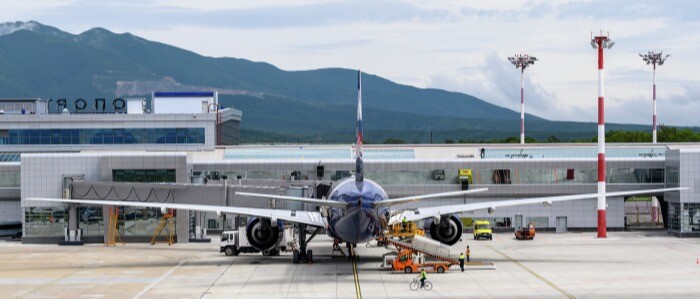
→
(31, 70, 685, 263)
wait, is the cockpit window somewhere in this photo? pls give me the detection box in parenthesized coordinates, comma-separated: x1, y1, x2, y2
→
(328, 179, 388, 203)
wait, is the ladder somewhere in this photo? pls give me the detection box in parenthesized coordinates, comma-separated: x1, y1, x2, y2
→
(105, 206, 123, 246)
(151, 210, 175, 245)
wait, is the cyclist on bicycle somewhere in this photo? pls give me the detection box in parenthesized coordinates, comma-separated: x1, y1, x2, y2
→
(418, 269, 427, 288)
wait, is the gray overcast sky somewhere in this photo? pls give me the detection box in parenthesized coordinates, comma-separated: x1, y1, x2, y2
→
(2, 0, 699, 126)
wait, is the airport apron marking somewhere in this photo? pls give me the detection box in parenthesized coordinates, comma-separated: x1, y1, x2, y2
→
(487, 245, 575, 299)
(352, 259, 362, 299)
(133, 259, 186, 299)
(17, 261, 94, 299)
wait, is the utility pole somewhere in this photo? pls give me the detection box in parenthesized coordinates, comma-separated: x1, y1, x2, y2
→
(508, 54, 537, 144)
(591, 30, 614, 238)
(640, 51, 669, 143)
(428, 125, 432, 144)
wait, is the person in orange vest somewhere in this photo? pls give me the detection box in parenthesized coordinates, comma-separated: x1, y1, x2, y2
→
(465, 246, 470, 263)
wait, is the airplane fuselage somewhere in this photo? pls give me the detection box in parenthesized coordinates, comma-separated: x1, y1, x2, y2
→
(325, 178, 389, 244)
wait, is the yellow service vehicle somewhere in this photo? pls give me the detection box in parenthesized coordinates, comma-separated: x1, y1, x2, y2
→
(473, 220, 492, 240)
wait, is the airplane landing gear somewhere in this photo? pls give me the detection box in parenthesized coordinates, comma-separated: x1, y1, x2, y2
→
(292, 224, 320, 264)
(347, 242, 359, 261)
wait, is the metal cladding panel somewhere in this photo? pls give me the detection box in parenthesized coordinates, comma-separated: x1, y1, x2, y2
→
(153, 97, 212, 114)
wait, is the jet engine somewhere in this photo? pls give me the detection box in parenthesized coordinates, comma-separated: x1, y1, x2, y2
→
(423, 214, 463, 245)
(245, 217, 284, 252)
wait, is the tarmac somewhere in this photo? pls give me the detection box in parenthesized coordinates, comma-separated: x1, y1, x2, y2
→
(2, 231, 700, 298)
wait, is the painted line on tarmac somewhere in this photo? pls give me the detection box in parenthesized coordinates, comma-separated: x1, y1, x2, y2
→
(352, 259, 362, 299)
(133, 260, 186, 299)
(201, 258, 236, 297)
(487, 245, 575, 299)
(17, 261, 94, 299)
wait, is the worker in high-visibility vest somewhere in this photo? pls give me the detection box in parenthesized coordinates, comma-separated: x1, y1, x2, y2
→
(459, 252, 466, 272)
(401, 216, 408, 232)
(466, 245, 471, 263)
(419, 268, 427, 288)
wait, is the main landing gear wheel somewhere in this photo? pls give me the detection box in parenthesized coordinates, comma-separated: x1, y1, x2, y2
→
(292, 249, 313, 264)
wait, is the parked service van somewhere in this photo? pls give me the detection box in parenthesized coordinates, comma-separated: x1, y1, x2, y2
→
(473, 220, 492, 240)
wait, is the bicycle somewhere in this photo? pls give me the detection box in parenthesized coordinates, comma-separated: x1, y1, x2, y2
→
(409, 277, 433, 291)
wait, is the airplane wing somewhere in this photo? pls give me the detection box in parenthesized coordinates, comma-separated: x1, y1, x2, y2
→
(29, 198, 325, 227)
(235, 192, 347, 209)
(374, 188, 488, 207)
(238, 188, 488, 209)
(390, 187, 687, 225)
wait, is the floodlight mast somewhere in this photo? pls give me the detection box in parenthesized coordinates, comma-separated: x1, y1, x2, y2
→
(508, 54, 537, 144)
(591, 31, 613, 238)
(639, 51, 669, 143)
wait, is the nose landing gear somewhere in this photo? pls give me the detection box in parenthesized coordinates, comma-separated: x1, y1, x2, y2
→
(347, 242, 359, 261)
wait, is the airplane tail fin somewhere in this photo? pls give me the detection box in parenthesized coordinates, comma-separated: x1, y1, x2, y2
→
(355, 70, 364, 184)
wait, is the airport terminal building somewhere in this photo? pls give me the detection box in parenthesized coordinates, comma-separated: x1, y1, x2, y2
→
(1, 95, 699, 243)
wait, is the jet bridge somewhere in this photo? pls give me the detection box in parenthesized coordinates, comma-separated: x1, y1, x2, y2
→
(52, 179, 323, 245)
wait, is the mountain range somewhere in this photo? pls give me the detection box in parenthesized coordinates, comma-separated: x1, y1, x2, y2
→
(0, 21, 657, 143)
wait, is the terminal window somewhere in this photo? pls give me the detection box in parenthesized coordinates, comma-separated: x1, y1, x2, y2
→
(113, 169, 176, 183)
(0, 128, 205, 145)
(493, 169, 511, 184)
(111, 169, 177, 237)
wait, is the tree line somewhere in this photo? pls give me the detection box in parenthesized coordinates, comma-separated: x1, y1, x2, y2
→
(381, 126, 700, 144)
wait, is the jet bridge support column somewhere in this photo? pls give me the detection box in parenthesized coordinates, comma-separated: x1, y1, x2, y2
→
(61, 175, 84, 245)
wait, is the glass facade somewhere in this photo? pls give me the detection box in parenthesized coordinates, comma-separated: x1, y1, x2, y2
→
(79, 206, 104, 236)
(223, 148, 415, 160)
(113, 168, 177, 237)
(665, 166, 679, 188)
(0, 102, 33, 113)
(24, 207, 67, 237)
(0, 128, 205, 145)
(122, 207, 166, 237)
(527, 216, 549, 228)
(682, 203, 700, 233)
(484, 147, 666, 159)
(0, 170, 20, 187)
(113, 169, 176, 183)
(213, 166, 665, 186)
(23, 206, 105, 237)
(0, 152, 21, 162)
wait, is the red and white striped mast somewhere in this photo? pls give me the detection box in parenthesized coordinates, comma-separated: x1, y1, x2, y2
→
(508, 54, 537, 144)
(591, 31, 614, 238)
(640, 51, 669, 144)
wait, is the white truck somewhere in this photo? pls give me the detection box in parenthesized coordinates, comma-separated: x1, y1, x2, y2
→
(219, 230, 290, 257)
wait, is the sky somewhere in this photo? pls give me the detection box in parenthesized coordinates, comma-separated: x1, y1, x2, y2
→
(2, 0, 699, 126)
